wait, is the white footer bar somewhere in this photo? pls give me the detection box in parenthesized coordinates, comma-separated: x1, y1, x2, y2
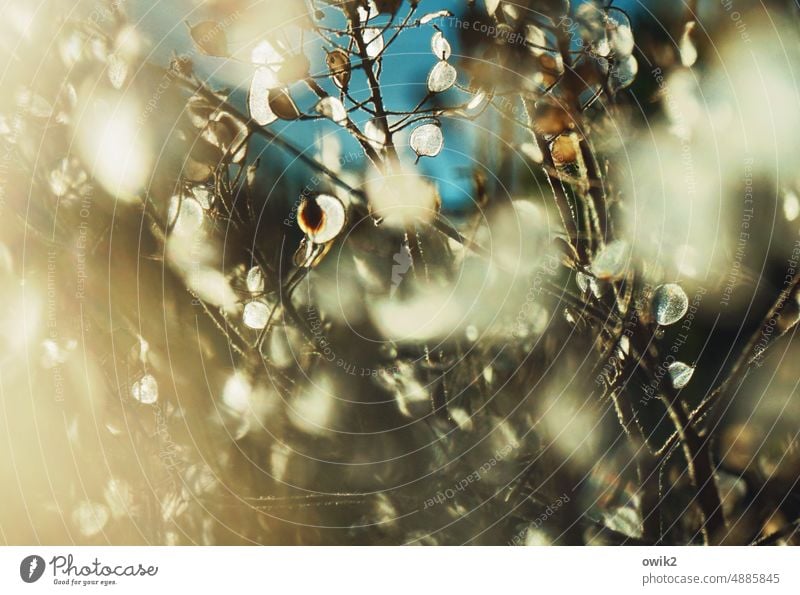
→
(1, 546, 797, 593)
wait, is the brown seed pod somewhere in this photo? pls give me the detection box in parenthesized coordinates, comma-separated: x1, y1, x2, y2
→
(375, 0, 403, 14)
(325, 48, 352, 90)
(533, 101, 573, 136)
(268, 88, 301, 120)
(538, 52, 562, 87)
(573, 58, 602, 88)
(551, 134, 579, 165)
(182, 156, 214, 182)
(190, 133, 224, 166)
(538, 52, 559, 72)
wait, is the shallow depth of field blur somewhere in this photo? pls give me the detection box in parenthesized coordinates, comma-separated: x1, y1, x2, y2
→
(1, 0, 800, 545)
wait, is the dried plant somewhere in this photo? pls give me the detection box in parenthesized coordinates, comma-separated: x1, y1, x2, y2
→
(1, 0, 800, 546)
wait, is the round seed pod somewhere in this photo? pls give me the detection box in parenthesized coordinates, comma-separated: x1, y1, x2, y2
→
(325, 48, 352, 90)
(298, 193, 346, 244)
